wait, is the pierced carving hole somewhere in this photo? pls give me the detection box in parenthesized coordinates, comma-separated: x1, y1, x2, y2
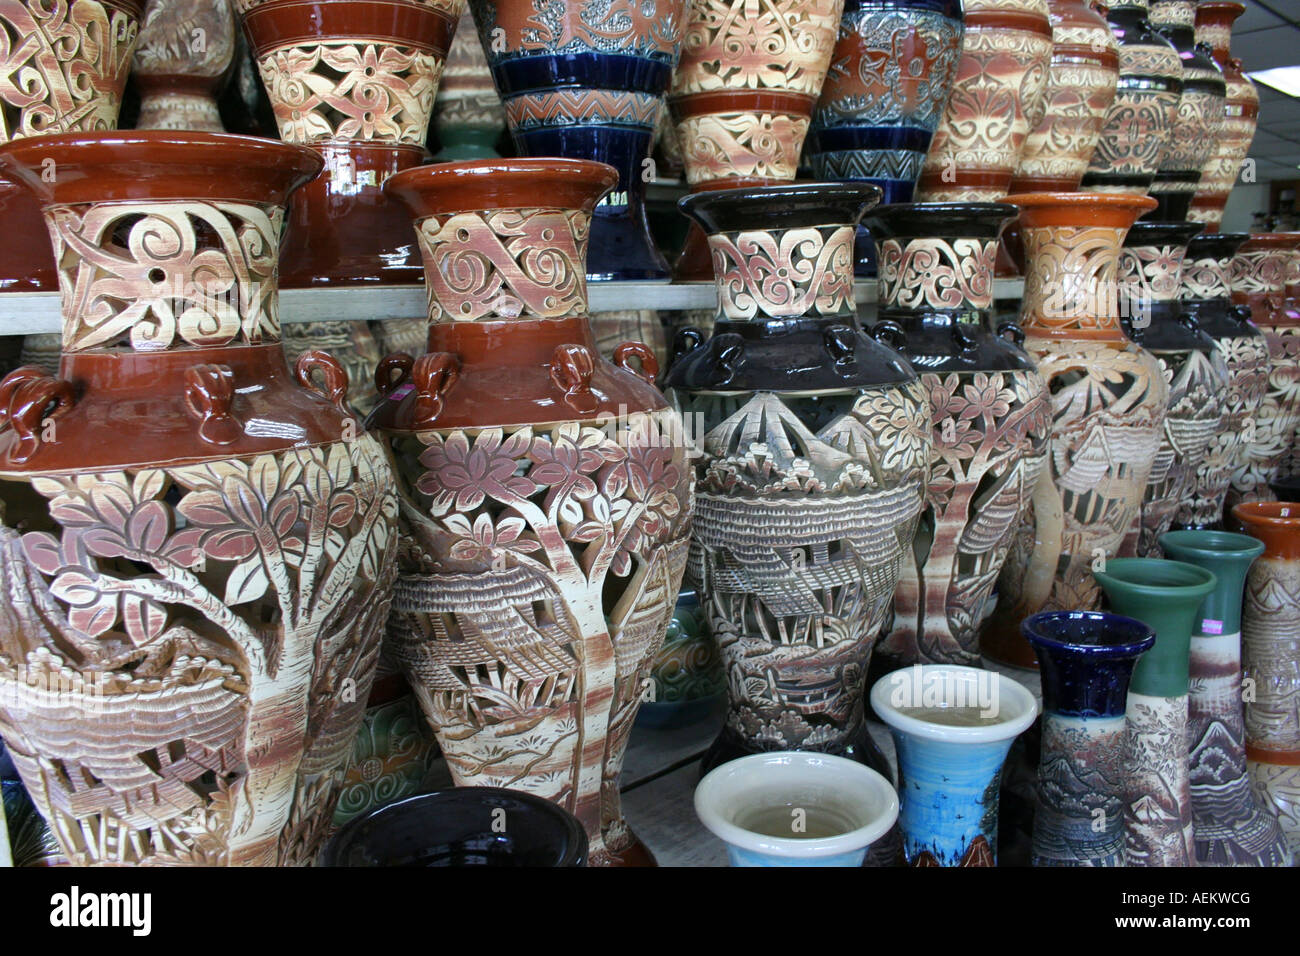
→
(148, 267, 167, 284)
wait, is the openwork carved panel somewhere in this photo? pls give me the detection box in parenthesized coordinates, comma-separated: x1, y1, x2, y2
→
(1083, 46, 1182, 188)
(876, 237, 996, 311)
(708, 223, 854, 321)
(676, 111, 808, 185)
(1230, 248, 1289, 300)
(1021, 225, 1129, 332)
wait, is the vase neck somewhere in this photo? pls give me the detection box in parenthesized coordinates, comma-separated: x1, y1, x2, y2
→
(706, 223, 858, 325)
(1020, 222, 1131, 337)
(1230, 244, 1290, 301)
(1120, 227, 1199, 317)
(1179, 234, 1248, 301)
(1194, 9, 1239, 65)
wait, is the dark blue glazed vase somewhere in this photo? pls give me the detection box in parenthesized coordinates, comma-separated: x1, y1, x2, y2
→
(469, 0, 687, 281)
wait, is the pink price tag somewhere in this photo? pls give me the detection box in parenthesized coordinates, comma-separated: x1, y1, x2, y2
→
(388, 383, 415, 402)
(1201, 619, 1224, 635)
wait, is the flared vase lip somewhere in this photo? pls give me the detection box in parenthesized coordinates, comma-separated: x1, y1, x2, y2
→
(678, 181, 884, 234)
(1238, 232, 1300, 251)
(1232, 501, 1300, 526)
(1187, 231, 1252, 257)
(1006, 191, 1158, 229)
(0, 131, 323, 206)
(869, 665, 1038, 745)
(384, 157, 618, 218)
(1093, 556, 1218, 601)
(1196, 0, 1246, 23)
(1159, 528, 1265, 562)
(694, 752, 899, 860)
(1123, 219, 1207, 247)
(862, 201, 1019, 238)
(1022, 610, 1156, 658)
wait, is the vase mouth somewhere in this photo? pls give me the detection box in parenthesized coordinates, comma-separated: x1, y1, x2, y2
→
(384, 157, 618, 218)
(1006, 191, 1158, 229)
(678, 182, 884, 235)
(1159, 529, 1265, 562)
(1238, 232, 1300, 251)
(1093, 557, 1218, 599)
(869, 665, 1038, 745)
(1187, 232, 1251, 258)
(1233, 501, 1300, 527)
(1022, 610, 1156, 658)
(694, 752, 898, 861)
(863, 201, 1018, 240)
(1123, 219, 1206, 247)
(1196, 0, 1245, 22)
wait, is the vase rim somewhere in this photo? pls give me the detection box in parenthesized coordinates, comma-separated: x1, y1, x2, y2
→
(1093, 557, 1218, 598)
(384, 157, 618, 217)
(1238, 232, 1300, 251)
(679, 181, 884, 230)
(1232, 501, 1300, 526)
(1007, 191, 1159, 214)
(869, 665, 1038, 745)
(1124, 219, 1207, 244)
(1159, 529, 1265, 561)
(1196, 0, 1245, 20)
(1022, 610, 1156, 657)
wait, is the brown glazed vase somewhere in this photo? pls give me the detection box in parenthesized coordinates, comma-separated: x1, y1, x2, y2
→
(984, 191, 1167, 668)
(375, 159, 693, 866)
(667, 0, 844, 280)
(0, 131, 400, 866)
(132, 0, 237, 131)
(237, 0, 461, 286)
(0, 0, 143, 293)
(916, 0, 1053, 202)
(1189, 2, 1257, 231)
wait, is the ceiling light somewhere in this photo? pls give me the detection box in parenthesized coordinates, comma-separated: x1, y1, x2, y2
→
(1248, 66, 1300, 98)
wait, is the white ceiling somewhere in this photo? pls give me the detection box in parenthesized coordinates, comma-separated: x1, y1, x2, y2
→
(1236, 0, 1300, 179)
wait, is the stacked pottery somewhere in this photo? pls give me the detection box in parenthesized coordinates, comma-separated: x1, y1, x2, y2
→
(376, 159, 693, 867)
(1175, 232, 1270, 530)
(1189, 2, 1258, 230)
(1160, 530, 1291, 866)
(806, 0, 965, 274)
(131, 0, 237, 131)
(1117, 220, 1227, 557)
(664, 183, 931, 773)
(0, 132, 400, 866)
(1025, 610, 1154, 866)
(430, 8, 503, 160)
(470, 0, 688, 281)
(667, 0, 843, 280)
(916, 0, 1052, 202)
(984, 192, 1167, 667)
(864, 203, 1050, 667)
(1093, 558, 1215, 866)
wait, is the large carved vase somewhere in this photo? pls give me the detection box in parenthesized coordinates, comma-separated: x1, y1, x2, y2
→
(376, 159, 693, 866)
(915, 0, 1052, 202)
(864, 202, 1050, 667)
(984, 191, 1167, 668)
(469, 0, 688, 282)
(0, 132, 400, 866)
(667, 0, 843, 280)
(1189, 1, 1257, 230)
(663, 182, 931, 773)
(237, 0, 461, 286)
(132, 0, 237, 131)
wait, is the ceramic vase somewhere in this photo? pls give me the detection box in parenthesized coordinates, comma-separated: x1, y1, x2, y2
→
(871, 664, 1037, 865)
(806, 0, 965, 275)
(132, 0, 236, 131)
(1188, 2, 1257, 230)
(282, 319, 384, 413)
(469, 0, 688, 282)
(636, 589, 726, 729)
(667, 0, 844, 281)
(1175, 232, 1270, 530)
(916, 0, 1053, 202)
(1118, 220, 1228, 556)
(237, 0, 460, 287)
(375, 158, 693, 867)
(864, 202, 1050, 667)
(984, 191, 1167, 668)
(430, 7, 503, 160)
(1159, 529, 1291, 866)
(592, 310, 669, 377)
(0, 131, 400, 866)
(0, 0, 143, 293)
(1235, 502, 1300, 860)
(694, 752, 899, 866)
(1079, 0, 1181, 196)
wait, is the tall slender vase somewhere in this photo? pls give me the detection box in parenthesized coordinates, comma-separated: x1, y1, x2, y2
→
(1159, 529, 1291, 866)
(864, 202, 1050, 666)
(1175, 232, 1270, 529)
(1234, 502, 1300, 860)
(1025, 610, 1154, 866)
(663, 183, 931, 774)
(430, 6, 503, 160)
(376, 159, 693, 866)
(0, 131, 400, 866)
(984, 192, 1167, 668)
(1093, 558, 1215, 866)
(132, 0, 236, 131)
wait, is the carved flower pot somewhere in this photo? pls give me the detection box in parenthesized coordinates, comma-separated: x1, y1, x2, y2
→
(863, 202, 1050, 667)
(663, 182, 931, 776)
(132, 0, 237, 131)
(430, 6, 502, 160)
(916, 0, 1053, 202)
(984, 191, 1167, 668)
(376, 159, 693, 866)
(237, 0, 461, 286)
(0, 131, 400, 866)
(0, 0, 143, 293)
(806, 0, 965, 275)
(468, 0, 688, 282)
(667, 0, 843, 280)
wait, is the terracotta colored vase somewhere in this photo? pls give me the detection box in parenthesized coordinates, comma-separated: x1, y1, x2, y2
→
(132, 0, 237, 131)
(0, 0, 143, 293)
(375, 159, 693, 867)
(0, 131, 400, 866)
(864, 202, 1050, 667)
(663, 182, 930, 776)
(237, 0, 460, 287)
(1160, 529, 1291, 867)
(1025, 610, 1154, 866)
(469, 0, 688, 282)
(430, 6, 502, 160)
(984, 191, 1166, 668)
(806, 0, 965, 275)
(1117, 220, 1227, 557)
(1188, 2, 1257, 230)
(1235, 502, 1300, 860)
(916, 0, 1053, 202)
(667, 0, 843, 281)
(1079, 0, 1181, 196)
(1175, 232, 1270, 530)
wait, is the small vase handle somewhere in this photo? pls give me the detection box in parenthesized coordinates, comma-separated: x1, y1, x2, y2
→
(411, 352, 460, 427)
(1231, 304, 1254, 325)
(710, 333, 745, 388)
(996, 320, 1026, 348)
(375, 353, 415, 396)
(550, 344, 599, 415)
(613, 341, 659, 384)
(870, 320, 906, 350)
(0, 366, 75, 464)
(823, 324, 858, 365)
(183, 363, 242, 446)
(670, 327, 706, 370)
(1176, 312, 1201, 334)
(295, 350, 350, 411)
